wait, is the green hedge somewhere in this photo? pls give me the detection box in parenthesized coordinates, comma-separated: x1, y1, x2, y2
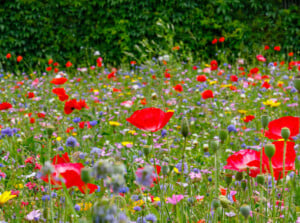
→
(0, 0, 299, 68)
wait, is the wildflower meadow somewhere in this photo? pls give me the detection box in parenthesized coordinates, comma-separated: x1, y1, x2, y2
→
(0, 9, 300, 221)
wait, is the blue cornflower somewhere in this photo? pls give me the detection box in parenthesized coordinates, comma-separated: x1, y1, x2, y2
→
(145, 214, 157, 222)
(90, 120, 98, 126)
(74, 204, 81, 211)
(73, 117, 81, 123)
(66, 137, 77, 148)
(227, 125, 237, 133)
(136, 166, 154, 187)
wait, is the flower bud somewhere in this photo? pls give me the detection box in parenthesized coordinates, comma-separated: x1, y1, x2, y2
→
(143, 146, 150, 157)
(219, 130, 227, 143)
(219, 195, 231, 208)
(261, 115, 269, 129)
(241, 180, 247, 190)
(281, 127, 290, 140)
(211, 199, 220, 209)
(81, 167, 91, 184)
(151, 93, 158, 100)
(235, 172, 243, 181)
(210, 141, 219, 153)
(264, 144, 276, 159)
(256, 174, 265, 185)
(294, 75, 300, 92)
(181, 117, 189, 138)
(224, 173, 233, 186)
(240, 204, 251, 219)
(162, 165, 169, 175)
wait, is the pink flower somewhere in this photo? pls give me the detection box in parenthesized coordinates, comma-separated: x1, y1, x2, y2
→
(121, 100, 134, 108)
(166, 195, 185, 205)
(256, 55, 266, 62)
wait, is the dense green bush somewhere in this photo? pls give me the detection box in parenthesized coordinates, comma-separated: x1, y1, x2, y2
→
(0, 0, 299, 68)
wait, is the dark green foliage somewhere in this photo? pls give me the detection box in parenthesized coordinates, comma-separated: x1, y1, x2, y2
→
(0, 0, 299, 68)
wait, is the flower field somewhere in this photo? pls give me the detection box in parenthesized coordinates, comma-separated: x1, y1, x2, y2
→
(0, 47, 300, 222)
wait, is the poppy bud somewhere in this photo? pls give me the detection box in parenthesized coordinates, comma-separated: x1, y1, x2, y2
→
(261, 115, 269, 129)
(219, 130, 227, 143)
(81, 167, 91, 184)
(240, 204, 251, 219)
(224, 173, 232, 186)
(256, 174, 265, 185)
(143, 146, 150, 157)
(162, 165, 169, 175)
(235, 172, 243, 181)
(181, 117, 189, 138)
(210, 141, 219, 153)
(211, 199, 220, 209)
(241, 180, 247, 190)
(294, 76, 300, 92)
(281, 127, 290, 140)
(219, 195, 231, 208)
(151, 93, 158, 100)
(264, 144, 276, 159)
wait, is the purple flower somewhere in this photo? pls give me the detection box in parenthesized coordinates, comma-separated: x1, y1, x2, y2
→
(25, 210, 41, 221)
(166, 195, 184, 205)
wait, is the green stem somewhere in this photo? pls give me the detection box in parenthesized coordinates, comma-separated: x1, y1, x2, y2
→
(282, 140, 287, 222)
(215, 150, 219, 197)
(269, 158, 276, 219)
(48, 175, 54, 223)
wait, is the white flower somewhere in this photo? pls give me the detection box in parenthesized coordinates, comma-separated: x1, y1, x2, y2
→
(94, 51, 100, 56)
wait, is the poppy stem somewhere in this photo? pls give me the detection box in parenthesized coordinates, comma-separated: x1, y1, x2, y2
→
(282, 140, 287, 222)
(269, 158, 276, 219)
(214, 150, 219, 197)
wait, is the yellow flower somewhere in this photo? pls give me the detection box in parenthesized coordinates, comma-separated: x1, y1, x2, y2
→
(93, 89, 99, 93)
(128, 130, 136, 135)
(77, 202, 92, 211)
(263, 99, 281, 107)
(14, 184, 24, 189)
(209, 80, 217, 85)
(152, 197, 160, 202)
(220, 84, 232, 88)
(109, 121, 121, 126)
(0, 191, 16, 205)
(125, 75, 130, 79)
(173, 167, 179, 174)
(238, 110, 247, 114)
(167, 109, 175, 113)
(205, 64, 210, 67)
(56, 137, 62, 141)
(121, 141, 133, 146)
(72, 132, 77, 136)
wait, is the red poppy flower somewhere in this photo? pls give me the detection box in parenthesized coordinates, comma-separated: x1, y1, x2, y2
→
(0, 102, 12, 110)
(219, 37, 225, 42)
(112, 88, 121, 92)
(210, 60, 218, 71)
(52, 152, 71, 165)
(107, 72, 116, 79)
(64, 99, 80, 115)
(173, 84, 183, 92)
(130, 61, 136, 65)
(30, 118, 35, 124)
(263, 141, 296, 180)
(230, 86, 237, 91)
(274, 46, 281, 51)
(243, 115, 255, 123)
(224, 149, 266, 177)
(288, 52, 293, 57)
(77, 99, 89, 110)
(37, 113, 46, 118)
(196, 75, 207, 82)
(58, 94, 69, 102)
(164, 72, 171, 78)
(230, 75, 238, 82)
(79, 121, 92, 129)
(265, 116, 299, 140)
(65, 61, 72, 68)
(50, 77, 68, 85)
(46, 67, 52, 72)
(48, 59, 53, 65)
(17, 56, 23, 62)
(201, 90, 214, 100)
(140, 98, 147, 105)
(26, 92, 35, 98)
(126, 107, 174, 132)
(54, 68, 59, 73)
(212, 38, 218, 44)
(53, 62, 59, 67)
(6, 53, 11, 59)
(52, 88, 66, 96)
(40, 162, 97, 194)
(264, 45, 270, 50)
(250, 67, 259, 74)
(261, 81, 271, 89)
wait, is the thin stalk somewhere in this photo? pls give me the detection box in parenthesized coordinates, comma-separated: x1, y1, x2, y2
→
(269, 159, 276, 218)
(282, 140, 287, 222)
